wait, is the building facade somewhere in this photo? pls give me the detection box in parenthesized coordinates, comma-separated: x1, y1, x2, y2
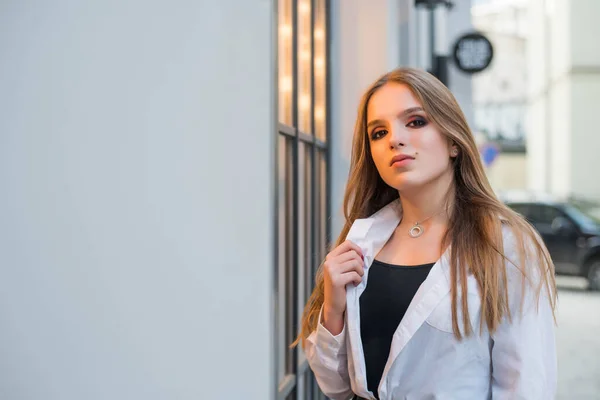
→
(471, 0, 529, 192)
(527, 0, 600, 201)
(0, 1, 473, 399)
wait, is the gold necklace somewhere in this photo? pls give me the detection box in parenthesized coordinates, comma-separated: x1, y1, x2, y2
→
(408, 208, 446, 238)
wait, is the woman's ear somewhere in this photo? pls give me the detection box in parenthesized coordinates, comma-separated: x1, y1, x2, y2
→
(450, 146, 459, 157)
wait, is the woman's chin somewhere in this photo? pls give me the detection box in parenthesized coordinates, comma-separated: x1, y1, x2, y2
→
(386, 179, 419, 193)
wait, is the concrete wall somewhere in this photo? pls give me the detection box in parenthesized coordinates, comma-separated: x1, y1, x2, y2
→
(0, 1, 274, 399)
(486, 153, 528, 192)
(569, 0, 600, 200)
(526, 0, 550, 192)
(570, 74, 600, 199)
(527, 0, 600, 200)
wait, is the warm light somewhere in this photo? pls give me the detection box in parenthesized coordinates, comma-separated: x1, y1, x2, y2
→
(280, 76, 292, 93)
(299, 35, 309, 47)
(299, 1, 310, 14)
(314, 57, 325, 77)
(314, 29, 324, 41)
(314, 57, 324, 70)
(300, 49, 310, 61)
(299, 94, 310, 110)
(279, 24, 292, 37)
(315, 107, 324, 121)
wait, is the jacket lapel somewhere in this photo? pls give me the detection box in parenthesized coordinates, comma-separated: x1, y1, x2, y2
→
(344, 200, 401, 398)
(342, 199, 454, 399)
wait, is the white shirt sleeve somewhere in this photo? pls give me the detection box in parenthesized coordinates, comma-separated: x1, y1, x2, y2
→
(491, 236, 557, 399)
(304, 306, 354, 400)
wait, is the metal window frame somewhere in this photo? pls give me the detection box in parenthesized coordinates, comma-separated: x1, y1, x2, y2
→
(274, 0, 331, 399)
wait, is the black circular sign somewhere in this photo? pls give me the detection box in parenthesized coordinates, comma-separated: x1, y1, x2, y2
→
(452, 32, 494, 74)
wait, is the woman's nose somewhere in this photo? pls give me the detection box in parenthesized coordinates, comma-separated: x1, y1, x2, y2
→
(388, 122, 409, 149)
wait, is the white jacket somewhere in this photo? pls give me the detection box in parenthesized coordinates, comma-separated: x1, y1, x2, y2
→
(305, 200, 557, 400)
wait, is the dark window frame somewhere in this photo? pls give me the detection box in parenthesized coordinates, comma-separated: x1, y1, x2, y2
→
(274, 1, 331, 399)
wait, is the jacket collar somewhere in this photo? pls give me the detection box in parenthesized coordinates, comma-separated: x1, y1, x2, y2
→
(343, 199, 452, 398)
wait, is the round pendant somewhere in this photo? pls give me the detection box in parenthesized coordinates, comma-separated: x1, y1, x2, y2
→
(409, 224, 424, 238)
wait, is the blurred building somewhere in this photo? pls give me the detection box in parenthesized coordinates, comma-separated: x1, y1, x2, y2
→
(472, 0, 529, 192)
(0, 1, 474, 400)
(527, 0, 600, 201)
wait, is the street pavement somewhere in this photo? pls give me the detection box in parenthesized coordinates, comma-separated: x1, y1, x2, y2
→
(556, 276, 600, 399)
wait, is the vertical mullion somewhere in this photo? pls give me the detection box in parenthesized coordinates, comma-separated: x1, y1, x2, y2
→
(309, 0, 318, 311)
(324, 0, 332, 249)
(285, 139, 294, 377)
(310, 0, 316, 138)
(273, 0, 280, 395)
(312, 2, 326, 397)
(289, 0, 299, 395)
(275, 106, 282, 391)
(292, 0, 298, 130)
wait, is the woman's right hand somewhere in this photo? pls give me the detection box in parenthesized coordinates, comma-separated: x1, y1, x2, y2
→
(321, 240, 364, 335)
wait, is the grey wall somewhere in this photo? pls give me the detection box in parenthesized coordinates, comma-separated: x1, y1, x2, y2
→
(0, 1, 274, 399)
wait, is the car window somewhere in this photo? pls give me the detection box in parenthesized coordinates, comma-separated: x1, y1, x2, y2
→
(528, 205, 563, 225)
(508, 203, 529, 217)
(563, 204, 600, 231)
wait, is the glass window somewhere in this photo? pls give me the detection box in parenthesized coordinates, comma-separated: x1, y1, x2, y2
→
(276, 2, 329, 399)
(278, 0, 293, 125)
(507, 203, 529, 218)
(297, 0, 313, 133)
(314, 0, 327, 141)
(529, 205, 562, 224)
(277, 135, 289, 384)
(563, 204, 600, 231)
(297, 143, 306, 331)
(319, 150, 327, 258)
(304, 144, 314, 302)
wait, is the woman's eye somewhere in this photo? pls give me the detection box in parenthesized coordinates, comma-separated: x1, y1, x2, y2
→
(407, 118, 427, 128)
(371, 129, 388, 140)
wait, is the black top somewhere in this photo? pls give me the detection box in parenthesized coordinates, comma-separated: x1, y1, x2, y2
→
(359, 259, 435, 399)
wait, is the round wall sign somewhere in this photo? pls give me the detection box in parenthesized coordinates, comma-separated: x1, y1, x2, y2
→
(452, 32, 494, 74)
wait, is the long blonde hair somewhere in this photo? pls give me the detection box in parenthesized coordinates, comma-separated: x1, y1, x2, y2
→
(292, 67, 556, 348)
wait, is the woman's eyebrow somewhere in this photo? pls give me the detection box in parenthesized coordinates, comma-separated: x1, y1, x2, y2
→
(367, 107, 425, 130)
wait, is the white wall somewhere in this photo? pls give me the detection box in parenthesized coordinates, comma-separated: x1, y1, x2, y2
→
(0, 1, 274, 399)
(549, 78, 571, 196)
(571, 74, 600, 199)
(569, 0, 600, 200)
(486, 153, 528, 192)
(527, 0, 600, 200)
(527, 0, 570, 193)
(570, 0, 600, 68)
(526, 0, 549, 191)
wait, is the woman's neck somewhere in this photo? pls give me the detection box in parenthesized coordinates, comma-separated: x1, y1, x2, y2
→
(399, 173, 455, 225)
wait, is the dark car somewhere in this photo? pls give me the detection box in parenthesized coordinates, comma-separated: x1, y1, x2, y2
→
(502, 194, 600, 290)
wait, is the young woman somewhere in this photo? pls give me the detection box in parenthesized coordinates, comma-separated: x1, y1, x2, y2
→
(292, 68, 557, 400)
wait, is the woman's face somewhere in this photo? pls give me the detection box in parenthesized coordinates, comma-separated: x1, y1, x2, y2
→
(366, 82, 456, 192)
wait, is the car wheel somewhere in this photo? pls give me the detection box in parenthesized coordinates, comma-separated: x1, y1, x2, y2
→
(588, 260, 600, 291)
